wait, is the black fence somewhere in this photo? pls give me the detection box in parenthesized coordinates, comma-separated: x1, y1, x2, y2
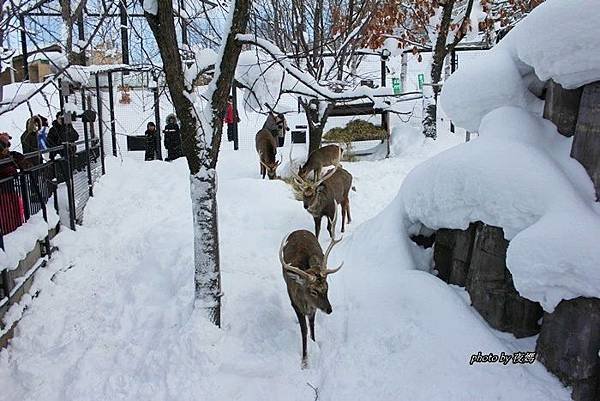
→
(0, 136, 105, 300)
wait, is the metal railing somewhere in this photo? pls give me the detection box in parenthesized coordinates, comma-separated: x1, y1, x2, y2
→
(0, 135, 105, 300)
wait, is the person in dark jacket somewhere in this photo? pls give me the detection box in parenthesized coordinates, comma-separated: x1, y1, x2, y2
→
(144, 122, 159, 161)
(163, 114, 183, 161)
(47, 112, 79, 160)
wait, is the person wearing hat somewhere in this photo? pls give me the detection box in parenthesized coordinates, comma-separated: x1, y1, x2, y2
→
(223, 95, 239, 142)
(144, 122, 160, 161)
(0, 132, 30, 178)
(0, 132, 29, 233)
(163, 114, 183, 161)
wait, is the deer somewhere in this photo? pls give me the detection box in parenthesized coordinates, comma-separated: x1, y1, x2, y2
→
(255, 128, 281, 179)
(298, 144, 343, 181)
(279, 213, 344, 368)
(292, 165, 354, 238)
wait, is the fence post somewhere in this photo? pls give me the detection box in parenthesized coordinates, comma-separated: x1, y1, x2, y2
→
(95, 73, 106, 175)
(81, 91, 94, 197)
(1, 269, 10, 299)
(64, 144, 77, 230)
(107, 72, 117, 157)
(19, 174, 30, 221)
(27, 170, 52, 257)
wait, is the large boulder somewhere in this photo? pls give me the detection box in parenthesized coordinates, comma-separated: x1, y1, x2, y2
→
(466, 224, 543, 338)
(536, 297, 600, 401)
(433, 223, 478, 286)
(543, 80, 583, 137)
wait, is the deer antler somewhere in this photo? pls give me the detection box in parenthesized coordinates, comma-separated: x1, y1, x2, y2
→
(322, 209, 344, 275)
(279, 234, 317, 282)
(313, 166, 337, 188)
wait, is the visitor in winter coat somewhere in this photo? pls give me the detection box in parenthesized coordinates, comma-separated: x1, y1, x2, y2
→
(47, 112, 79, 160)
(0, 132, 29, 233)
(20, 115, 43, 164)
(223, 96, 239, 142)
(163, 114, 183, 161)
(144, 122, 159, 161)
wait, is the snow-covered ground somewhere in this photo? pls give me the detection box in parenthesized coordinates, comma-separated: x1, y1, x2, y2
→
(0, 129, 571, 400)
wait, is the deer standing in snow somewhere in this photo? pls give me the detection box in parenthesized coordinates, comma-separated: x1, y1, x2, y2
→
(255, 129, 281, 179)
(279, 213, 344, 368)
(292, 165, 354, 238)
(298, 144, 343, 181)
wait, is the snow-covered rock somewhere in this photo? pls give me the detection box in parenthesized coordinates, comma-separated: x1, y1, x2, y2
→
(416, 0, 600, 312)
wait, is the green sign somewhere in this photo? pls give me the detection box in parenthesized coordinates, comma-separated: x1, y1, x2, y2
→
(392, 78, 402, 95)
(418, 73, 425, 90)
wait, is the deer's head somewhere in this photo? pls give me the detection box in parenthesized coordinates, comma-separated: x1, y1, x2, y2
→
(260, 158, 281, 180)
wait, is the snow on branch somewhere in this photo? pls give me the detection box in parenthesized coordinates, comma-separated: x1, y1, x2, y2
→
(235, 34, 421, 110)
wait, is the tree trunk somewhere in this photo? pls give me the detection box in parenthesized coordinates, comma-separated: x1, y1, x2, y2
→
(146, 0, 251, 326)
(303, 100, 332, 156)
(423, 0, 455, 139)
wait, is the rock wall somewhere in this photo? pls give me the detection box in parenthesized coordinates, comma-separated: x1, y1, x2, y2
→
(536, 297, 600, 401)
(433, 223, 542, 338)
(429, 80, 600, 401)
(543, 80, 583, 137)
(571, 81, 600, 200)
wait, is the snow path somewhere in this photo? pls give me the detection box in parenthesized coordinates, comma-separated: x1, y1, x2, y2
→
(0, 146, 570, 401)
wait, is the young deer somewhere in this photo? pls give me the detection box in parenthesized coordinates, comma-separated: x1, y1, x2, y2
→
(298, 144, 343, 181)
(279, 217, 343, 368)
(255, 128, 280, 179)
(293, 166, 353, 238)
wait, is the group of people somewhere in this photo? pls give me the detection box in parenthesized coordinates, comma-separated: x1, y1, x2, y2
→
(0, 111, 80, 179)
(143, 113, 183, 162)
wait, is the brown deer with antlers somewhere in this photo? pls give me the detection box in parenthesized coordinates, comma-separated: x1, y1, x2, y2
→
(298, 144, 343, 181)
(279, 214, 344, 368)
(255, 129, 281, 179)
(293, 165, 354, 238)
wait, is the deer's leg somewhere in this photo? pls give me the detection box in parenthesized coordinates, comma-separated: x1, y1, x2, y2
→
(292, 303, 309, 367)
(308, 312, 316, 341)
(327, 209, 335, 238)
(260, 164, 266, 179)
(346, 197, 352, 223)
(314, 216, 321, 238)
(341, 201, 347, 233)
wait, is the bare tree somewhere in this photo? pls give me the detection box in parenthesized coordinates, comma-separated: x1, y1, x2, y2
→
(145, 0, 251, 326)
(247, 0, 376, 155)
